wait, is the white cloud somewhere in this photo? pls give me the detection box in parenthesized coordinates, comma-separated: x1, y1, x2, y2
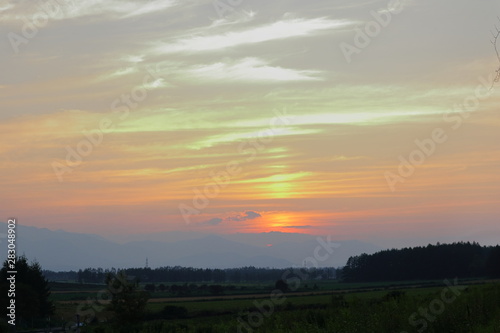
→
(0, 2, 14, 13)
(182, 57, 323, 83)
(0, 0, 179, 23)
(208, 10, 257, 28)
(121, 0, 179, 18)
(155, 17, 351, 54)
(66, 0, 179, 19)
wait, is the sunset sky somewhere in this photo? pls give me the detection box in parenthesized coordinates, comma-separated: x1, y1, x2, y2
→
(1, 0, 499, 247)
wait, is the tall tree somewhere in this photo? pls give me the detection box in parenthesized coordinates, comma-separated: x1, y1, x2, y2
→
(0, 256, 54, 323)
(105, 271, 149, 326)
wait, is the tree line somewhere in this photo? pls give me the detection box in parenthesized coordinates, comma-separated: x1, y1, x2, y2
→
(340, 242, 500, 282)
(44, 265, 336, 284)
(42, 242, 500, 285)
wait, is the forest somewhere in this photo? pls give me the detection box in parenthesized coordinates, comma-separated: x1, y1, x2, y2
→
(341, 242, 500, 282)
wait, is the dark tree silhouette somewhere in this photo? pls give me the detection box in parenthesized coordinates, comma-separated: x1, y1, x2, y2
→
(486, 245, 500, 278)
(275, 279, 289, 293)
(340, 242, 499, 282)
(159, 305, 188, 320)
(68, 266, 334, 284)
(490, 17, 500, 89)
(144, 283, 156, 293)
(0, 256, 54, 325)
(105, 271, 149, 326)
(208, 284, 224, 295)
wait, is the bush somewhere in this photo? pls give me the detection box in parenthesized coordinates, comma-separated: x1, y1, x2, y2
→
(160, 305, 188, 320)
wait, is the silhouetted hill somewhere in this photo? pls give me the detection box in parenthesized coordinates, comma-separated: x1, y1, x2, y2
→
(0, 223, 380, 271)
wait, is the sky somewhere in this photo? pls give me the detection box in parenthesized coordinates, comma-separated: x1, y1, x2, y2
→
(1, 0, 499, 247)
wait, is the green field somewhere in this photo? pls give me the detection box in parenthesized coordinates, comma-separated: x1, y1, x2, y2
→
(42, 279, 500, 333)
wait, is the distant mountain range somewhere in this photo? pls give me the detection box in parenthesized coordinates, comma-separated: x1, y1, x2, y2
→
(0, 223, 381, 271)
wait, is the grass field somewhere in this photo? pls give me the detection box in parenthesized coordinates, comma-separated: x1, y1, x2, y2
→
(40, 278, 500, 332)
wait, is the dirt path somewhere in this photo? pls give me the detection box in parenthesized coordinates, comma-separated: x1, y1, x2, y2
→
(57, 290, 337, 304)
(148, 290, 335, 303)
(53, 290, 103, 294)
